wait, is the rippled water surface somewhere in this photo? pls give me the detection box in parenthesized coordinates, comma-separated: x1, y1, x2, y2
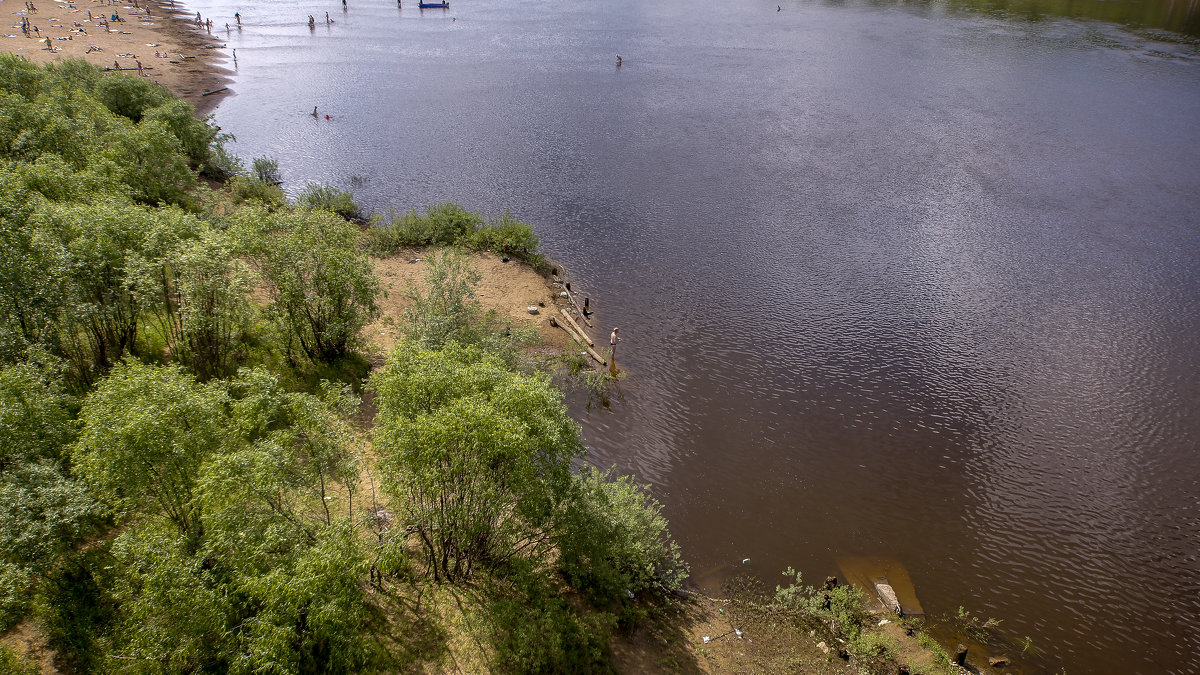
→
(192, 0, 1200, 670)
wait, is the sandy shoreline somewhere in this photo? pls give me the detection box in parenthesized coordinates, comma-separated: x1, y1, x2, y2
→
(2, 0, 231, 114)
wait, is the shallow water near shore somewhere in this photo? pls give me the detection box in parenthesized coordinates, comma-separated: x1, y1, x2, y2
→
(197, 0, 1199, 670)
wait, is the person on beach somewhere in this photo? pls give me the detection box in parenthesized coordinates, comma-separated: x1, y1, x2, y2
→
(195, 12, 201, 24)
(136, 60, 143, 75)
(610, 327, 620, 357)
(325, 11, 333, 23)
(312, 106, 319, 117)
(235, 12, 241, 25)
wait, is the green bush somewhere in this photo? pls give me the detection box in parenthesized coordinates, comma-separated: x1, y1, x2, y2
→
(365, 204, 550, 272)
(371, 340, 582, 581)
(365, 202, 482, 251)
(236, 207, 379, 362)
(0, 53, 44, 100)
(556, 467, 687, 610)
(101, 119, 196, 206)
(95, 72, 171, 122)
(402, 249, 538, 361)
(141, 99, 218, 170)
(252, 156, 282, 184)
(229, 174, 286, 208)
(297, 182, 361, 221)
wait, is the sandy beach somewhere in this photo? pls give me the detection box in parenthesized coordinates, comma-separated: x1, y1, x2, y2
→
(2, 0, 231, 113)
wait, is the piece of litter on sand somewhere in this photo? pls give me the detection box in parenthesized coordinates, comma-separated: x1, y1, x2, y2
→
(702, 636, 711, 644)
(734, 628, 743, 638)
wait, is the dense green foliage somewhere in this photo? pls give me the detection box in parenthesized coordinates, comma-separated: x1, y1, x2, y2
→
(234, 206, 380, 363)
(0, 58, 687, 673)
(372, 341, 582, 580)
(366, 202, 549, 272)
(296, 182, 361, 221)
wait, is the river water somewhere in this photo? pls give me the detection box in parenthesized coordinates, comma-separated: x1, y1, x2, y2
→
(191, 0, 1200, 670)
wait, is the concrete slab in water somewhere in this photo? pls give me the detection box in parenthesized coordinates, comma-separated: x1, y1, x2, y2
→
(837, 556, 925, 618)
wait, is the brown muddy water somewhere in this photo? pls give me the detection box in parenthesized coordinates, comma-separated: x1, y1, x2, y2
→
(199, 0, 1200, 670)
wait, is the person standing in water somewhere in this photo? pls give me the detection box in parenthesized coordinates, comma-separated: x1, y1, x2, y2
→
(610, 327, 620, 358)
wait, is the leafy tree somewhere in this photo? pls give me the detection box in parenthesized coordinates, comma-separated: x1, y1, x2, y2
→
(37, 200, 154, 380)
(101, 118, 196, 206)
(12, 152, 119, 204)
(0, 462, 101, 630)
(403, 249, 538, 361)
(201, 370, 362, 561)
(73, 360, 229, 543)
(0, 175, 63, 362)
(39, 57, 104, 98)
(228, 526, 375, 674)
(0, 53, 44, 100)
(104, 525, 234, 673)
(555, 467, 688, 607)
(0, 361, 100, 630)
(162, 229, 254, 380)
(142, 98, 218, 170)
(0, 360, 74, 468)
(371, 340, 582, 580)
(238, 207, 379, 362)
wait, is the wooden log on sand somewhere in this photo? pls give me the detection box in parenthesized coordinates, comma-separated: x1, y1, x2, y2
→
(558, 309, 593, 346)
(552, 315, 591, 350)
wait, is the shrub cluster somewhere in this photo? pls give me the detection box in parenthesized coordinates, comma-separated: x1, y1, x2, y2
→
(366, 202, 549, 273)
(1, 57, 687, 674)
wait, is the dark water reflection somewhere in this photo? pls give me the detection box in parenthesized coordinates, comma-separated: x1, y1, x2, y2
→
(919, 0, 1200, 37)
(196, 0, 1200, 671)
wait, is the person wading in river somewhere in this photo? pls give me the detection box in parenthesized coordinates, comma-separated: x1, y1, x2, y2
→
(610, 327, 620, 358)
